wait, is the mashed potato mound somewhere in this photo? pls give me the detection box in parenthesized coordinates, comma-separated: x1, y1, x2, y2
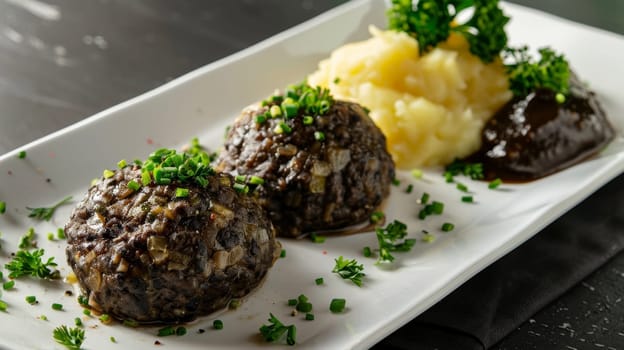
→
(308, 26, 512, 169)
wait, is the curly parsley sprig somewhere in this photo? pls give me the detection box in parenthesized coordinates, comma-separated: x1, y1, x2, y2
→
(5, 249, 59, 279)
(387, 0, 509, 62)
(53, 325, 85, 350)
(259, 313, 296, 346)
(332, 256, 365, 287)
(503, 46, 571, 99)
(26, 196, 72, 221)
(375, 220, 416, 264)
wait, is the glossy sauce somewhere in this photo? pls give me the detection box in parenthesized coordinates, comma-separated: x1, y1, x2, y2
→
(467, 76, 615, 182)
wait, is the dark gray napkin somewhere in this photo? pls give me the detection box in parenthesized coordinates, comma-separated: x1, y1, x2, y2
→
(374, 173, 624, 349)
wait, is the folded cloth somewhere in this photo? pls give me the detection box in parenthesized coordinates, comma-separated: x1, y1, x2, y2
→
(374, 173, 624, 350)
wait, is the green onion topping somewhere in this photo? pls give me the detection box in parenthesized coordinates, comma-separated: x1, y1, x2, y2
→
(329, 298, 346, 313)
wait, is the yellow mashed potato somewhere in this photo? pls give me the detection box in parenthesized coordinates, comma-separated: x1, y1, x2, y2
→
(308, 26, 512, 169)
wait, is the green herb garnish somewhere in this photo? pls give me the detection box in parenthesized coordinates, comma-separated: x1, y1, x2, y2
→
(213, 319, 224, 330)
(3, 280, 15, 290)
(5, 249, 58, 279)
(488, 178, 503, 189)
(19, 227, 36, 249)
(504, 46, 570, 98)
(441, 222, 455, 232)
(387, 0, 509, 62)
(332, 256, 365, 287)
(53, 325, 85, 350)
(0, 201, 6, 214)
(375, 220, 416, 264)
(18, 150, 27, 159)
(310, 233, 326, 243)
(259, 313, 296, 346)
(26, 196, 72, 221)
(445, 159, 484, 180)
(329, 298, 346, 313)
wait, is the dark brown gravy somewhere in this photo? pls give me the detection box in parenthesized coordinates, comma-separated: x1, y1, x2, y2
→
(466, 76, 615, 182)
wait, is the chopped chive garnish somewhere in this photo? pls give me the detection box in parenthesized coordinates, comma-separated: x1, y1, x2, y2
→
(110, 336, 117, 343)
(117, 159, 127, 169)
(235, 175, 246, 183)
(444, 171, 454, 183)
(228, 299, 241, 310)
(279, 122, 292, 134)
(213, 320, 224, 330)
(255, 114, 267, 124)
(74, 317, 83, 327)
(315, 277, 324, 285)
(281, 99, 300, 118)
(329, 298, 346, 313)
(273, 124, 284, 134)
(405, 184, 413, 194)
(176, 327, 187, 336)
(314, 131, 325, 141)
(456, 183, 468, 192)
(175, 187, 189, 198)
(57, 228, 65, 239)
(141, 170, 151, 186)
(310, 233, 326, 243)
(430, 201, 444, 214)
(303, 116, 314, 125)
(83, 309, 91, 316)
(18, 150, 27, 159)
(296, 301, 312, 313)
(333, 77, 341, 84)
(47, 232, 55, 241)
(420, 192, 430, 204)
(391, 178, 401, 186)
(25, 295, 37, 304)
(270, 105, 282, 118)
(158, 326, 175, 337)
(0, 300, 7, 311)
(233, 183, 249, 194)
(127, 180, 140, 191)
(363, 246, 372, 257)
(411, 169, 423, 179)
(422, 233, 435, 243)
(103, 169, 115, 178)
(556, 92, 566, 104)
(99, 314, 111, 323)
(305, 313, 315, 321)
(461, 195, 474, 203)
(249, 175, 264, 185)
(280, 249, 286, 258)
(52, 303, 63, 311)
(77, 295, 88, 306)
(287, 299, 298, 306)
(488, 178, 503, 189)
(441, 223, 455, 232)
(3, 280, 15, 290)
(370, 211, 384, 224)
(0, 201, 6, 214)
(123, 319, 139, 327)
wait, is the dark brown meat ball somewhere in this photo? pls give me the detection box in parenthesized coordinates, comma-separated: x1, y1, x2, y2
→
(65, 166, 280, 324)
(217, 100, 395, 237)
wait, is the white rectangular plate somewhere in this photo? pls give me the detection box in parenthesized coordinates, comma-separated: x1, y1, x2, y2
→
(1, 1, 623, 349)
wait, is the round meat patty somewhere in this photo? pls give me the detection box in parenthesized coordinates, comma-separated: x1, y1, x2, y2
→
(65, 165, 280, 324)
(217, 93, 395, 238)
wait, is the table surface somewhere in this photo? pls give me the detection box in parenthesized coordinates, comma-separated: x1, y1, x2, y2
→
(1, 1, 623, 349)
